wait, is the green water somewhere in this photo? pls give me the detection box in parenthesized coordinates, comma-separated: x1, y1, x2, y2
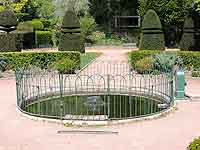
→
(25, 95, 163, 119)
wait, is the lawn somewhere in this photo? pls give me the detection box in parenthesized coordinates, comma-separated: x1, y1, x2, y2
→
(80, 52, 101, 69)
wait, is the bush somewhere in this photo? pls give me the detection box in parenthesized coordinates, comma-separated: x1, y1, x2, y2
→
(129, 50, 200, 71)
(135, 57, 154, 74)
(36, 31, 53, 48)
(17, 21, 34, 32)
(16, 22, 35, 49)
(31, 20, 44, 31)
(0, 52, 80, 70)
(52, 58, 77, 74)
(0, 32, 19, 52)
(0, 10, 17, 28)
(88, 31, 106, 44)
(187, 137, 200, 150)
(139, 9, 165, 50)
(80, 15, 97, 43)
(153, 53, 183, 73)
(59, 11, 84, 53)
(192, 71, 200, 77)
(180, 17, 195, 51)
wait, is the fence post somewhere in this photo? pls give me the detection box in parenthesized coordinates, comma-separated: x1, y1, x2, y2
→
(59, 73, 64, 121)
(107, 74, 110, 119)
(175, 69, 185, 100)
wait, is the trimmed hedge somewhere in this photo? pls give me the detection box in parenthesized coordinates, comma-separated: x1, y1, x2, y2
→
(187, 137, 200, 150)
(0, 52, 80, 70)
(36, 31, 53, 48)
(129, 50, 200, 70)
(180, 17, 195, 51)
(59, 11, 84, 52)
(31, 20, 44, 31)
(0, 10, 17, 28)
(139, 9, 165, 50)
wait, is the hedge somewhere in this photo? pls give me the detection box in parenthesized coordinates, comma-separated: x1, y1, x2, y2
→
(129, 50, 200, 70)
(139, 9, 165, 50)
(36, 31, 53, 48)
(0, 51, 80, 70)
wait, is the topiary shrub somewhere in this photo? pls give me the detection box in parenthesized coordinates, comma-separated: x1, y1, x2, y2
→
(139, 9, 165, 50)
(58, 11, 84, 53)
(134, 57, 154, 74)
(31, 20, 44, 31)
(16, 21, 35, 49)
(36, 31, 53, 48)
(187, 137, 200, 150)
(180, 17, 195, 51)
(0, 10, 17, 29)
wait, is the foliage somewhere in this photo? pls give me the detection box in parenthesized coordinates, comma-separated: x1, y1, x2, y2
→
(35, 31, 53, 48)
(31, 0, 55, 19)
(135, 57, 154, 74)
(0, 9, 18, 27)
(138, 0, 193, 27)
(180, 17, 195, 51)
(54, 0, 90, 17)
(59, 11, 84, 52)
(80, 15, 97, 43)
(0, 57, 7, 72)
(0, 52, 80, 70)
(192, 71, 200, 77)
(31, 20, 44, 31)
(187, 137, 200, 150)
(52, 58, 77, 74)
(153, 53, 183, 73)
(139, 9, 165, 50)
(88, 31, 106, 44)
(129, 50, 200, 70)
(17, 21, 34, 32)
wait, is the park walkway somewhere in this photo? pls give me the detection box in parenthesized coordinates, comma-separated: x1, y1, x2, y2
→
(0, 48, 200, 150)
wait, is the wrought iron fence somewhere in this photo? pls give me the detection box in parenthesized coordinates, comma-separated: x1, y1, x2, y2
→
(15, 61, 174, 121)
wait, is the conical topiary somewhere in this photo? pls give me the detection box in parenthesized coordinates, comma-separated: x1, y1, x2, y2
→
(180, 17, 195, 51)
(0, 10, 17, 29)
(58, 11, 84, 53)
(139, 9, 165, 50)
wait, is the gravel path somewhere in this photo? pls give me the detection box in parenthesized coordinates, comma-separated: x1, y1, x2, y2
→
(0, 49, 200, 150)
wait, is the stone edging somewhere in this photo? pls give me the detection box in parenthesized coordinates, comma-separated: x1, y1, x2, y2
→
(16, 102, 177, 127)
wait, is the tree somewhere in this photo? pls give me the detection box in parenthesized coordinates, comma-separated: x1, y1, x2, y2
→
(138, 0, 193, 28)
(54, 0, 90, 17)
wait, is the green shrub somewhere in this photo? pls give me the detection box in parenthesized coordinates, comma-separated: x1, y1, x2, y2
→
(0, 10, 17, 28)
(153, 53, 183, 73)
(0, 52, 80, 70)
(187, 137, 200, 150)
(129, 50, 200, 70)
(180, 17, 195, 51)
(17, 21, 34, 32)
(88, 31, 106, 44)
(135, 57, 154, 74)
(139, 9, 165, 50)
(31, 20, 44, 31)
(59, 11, 84, 53)
(36, 31, 53, 48)
(192, 71, 200, 77)
(0, 6, 5, 12)
(52, 58, 77, 74)
(80, 15, 97, 43)
(0, 32, 19, 52)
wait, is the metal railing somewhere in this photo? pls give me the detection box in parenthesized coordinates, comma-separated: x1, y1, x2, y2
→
(15, 62, 174, 121)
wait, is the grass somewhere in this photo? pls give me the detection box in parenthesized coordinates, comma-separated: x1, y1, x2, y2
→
(80, 52, 101, 69)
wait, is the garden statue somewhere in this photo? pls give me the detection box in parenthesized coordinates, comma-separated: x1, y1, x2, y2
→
(58, 11, 84, 53)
